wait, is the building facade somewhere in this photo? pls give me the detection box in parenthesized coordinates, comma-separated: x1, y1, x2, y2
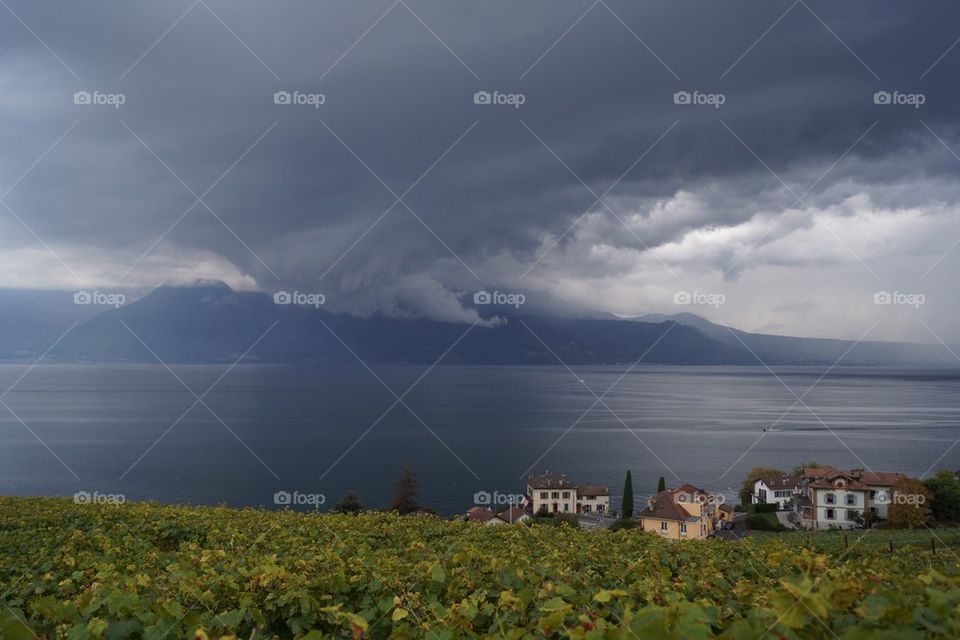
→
(796, 467, 905, 529)
(526, 471, 610, 515)
(753, 475, 804, 509)
(638, 484, 716, 540)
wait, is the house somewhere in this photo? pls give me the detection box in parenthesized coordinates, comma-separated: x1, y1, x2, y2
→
(497, 506, 531, 524)
(718, 503, 735, 525)
(753, 475, 804, 509)
(796, 466, 906, 529)
(464, 507, 506, 525)
(638, 485, 716, 540)
(577, 484, 611, 514)
(526, 471, 610, 515)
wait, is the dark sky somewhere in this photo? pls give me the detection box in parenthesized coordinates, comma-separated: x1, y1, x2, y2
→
(2, 0, 960, 342)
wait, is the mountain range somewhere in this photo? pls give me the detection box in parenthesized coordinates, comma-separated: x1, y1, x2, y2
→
(0, 282, 955, 366)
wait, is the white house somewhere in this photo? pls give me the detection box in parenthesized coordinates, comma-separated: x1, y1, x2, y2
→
(753, 475, 804, 509)
(798, 467, 906, 529)
(526, 471, 610, 515)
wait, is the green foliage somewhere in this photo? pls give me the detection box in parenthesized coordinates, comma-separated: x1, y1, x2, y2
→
(925, 471, 960, 522)
(746, 513, 787, 531)
(332, 491, 363, 515)
(622, 470, 634, 519)
(748, 503, 779, 514)
(392, 466, 419, 515)
(608, 519, 640, 531)
(888, 477, 934, 529)
(1, 497, 959, 639)
(792, 461, 821, 476)
(657, 476, 666, 493)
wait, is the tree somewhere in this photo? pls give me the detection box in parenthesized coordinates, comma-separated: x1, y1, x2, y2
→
(739, 467, 785, 505)
(391, 466, 420, 515)
(622, 470, 634, 519)
(888, 477, 933, 529)
(924, 470, 960, 522)
(332, 491, 363, 515)
(791, 461, 821, 476)
(657, 476, 666, 493)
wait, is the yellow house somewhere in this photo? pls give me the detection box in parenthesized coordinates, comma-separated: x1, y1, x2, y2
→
(638, 484, 715, 540)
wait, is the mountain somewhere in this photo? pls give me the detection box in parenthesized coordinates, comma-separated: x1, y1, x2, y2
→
(38, 283, 752, 365)
(0, 283, 954, 366)
(632, 313, 958, 366)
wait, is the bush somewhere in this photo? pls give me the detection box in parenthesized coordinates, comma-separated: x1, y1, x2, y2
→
(608, 519, 640, 531)
(748, 502, 779, 514)
(747, 513, 787, 531)
(553, 513, 580, 528)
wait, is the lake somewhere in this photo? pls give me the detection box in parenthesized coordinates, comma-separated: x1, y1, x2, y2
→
(0, 364, 958, 515)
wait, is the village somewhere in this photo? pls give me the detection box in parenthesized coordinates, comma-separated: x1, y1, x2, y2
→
(459, 464, 950, 538)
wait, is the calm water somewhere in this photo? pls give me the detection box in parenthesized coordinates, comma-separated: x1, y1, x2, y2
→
(0, 365, 958, 515)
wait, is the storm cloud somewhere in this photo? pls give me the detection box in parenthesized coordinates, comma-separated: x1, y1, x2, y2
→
(3, 0, 960, 342)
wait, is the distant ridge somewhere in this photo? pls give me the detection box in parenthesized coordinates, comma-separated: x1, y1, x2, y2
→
(0, 283, 954, 365)
(631, 313, 957, 366)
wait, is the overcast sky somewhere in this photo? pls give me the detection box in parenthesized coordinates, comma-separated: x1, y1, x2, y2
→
(2, 0, 960, 343)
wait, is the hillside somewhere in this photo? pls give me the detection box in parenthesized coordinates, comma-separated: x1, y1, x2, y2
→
(633, 313, 958, 366)
(42, 283, 754, 365)
(1, 497, 958, 638)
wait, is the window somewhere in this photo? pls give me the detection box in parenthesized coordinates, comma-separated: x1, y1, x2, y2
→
(551, 492, 559, 499)
(870, 507, 877, 514)
(680, 523, 687, 534)
(869, 490, 877, 500)
(597, 504, 605, 512)
(660, 521, 667, 531)
(826, 508, 835, 520)
(582, 505, 591, 513)
(825, 493, 836, 505)
(846, 510, 857, 521)
(540, 492, 547, 499)
(774, 490, 791, 498)
(757, 489, 767, 502)
(563, 503, 569, 512)
(562, 492, 570, 499)
(845, 494, 857, 506)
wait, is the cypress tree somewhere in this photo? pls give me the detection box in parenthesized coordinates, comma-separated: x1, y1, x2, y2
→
(658, 476, 666, 493)
(622, 470, 634, 519)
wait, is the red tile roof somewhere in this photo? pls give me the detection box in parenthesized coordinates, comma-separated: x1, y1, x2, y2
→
(497, 506, 529, 522)
(465, 507, 503, 523)
(639, 489, 699, 522)
(578, 484, 610, 497)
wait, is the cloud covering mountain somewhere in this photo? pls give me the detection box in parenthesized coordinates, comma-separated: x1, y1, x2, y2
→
(2, 0, 960, 345)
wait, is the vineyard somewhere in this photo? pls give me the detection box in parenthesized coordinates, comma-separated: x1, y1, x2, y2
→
(1, 497, 958, 639)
